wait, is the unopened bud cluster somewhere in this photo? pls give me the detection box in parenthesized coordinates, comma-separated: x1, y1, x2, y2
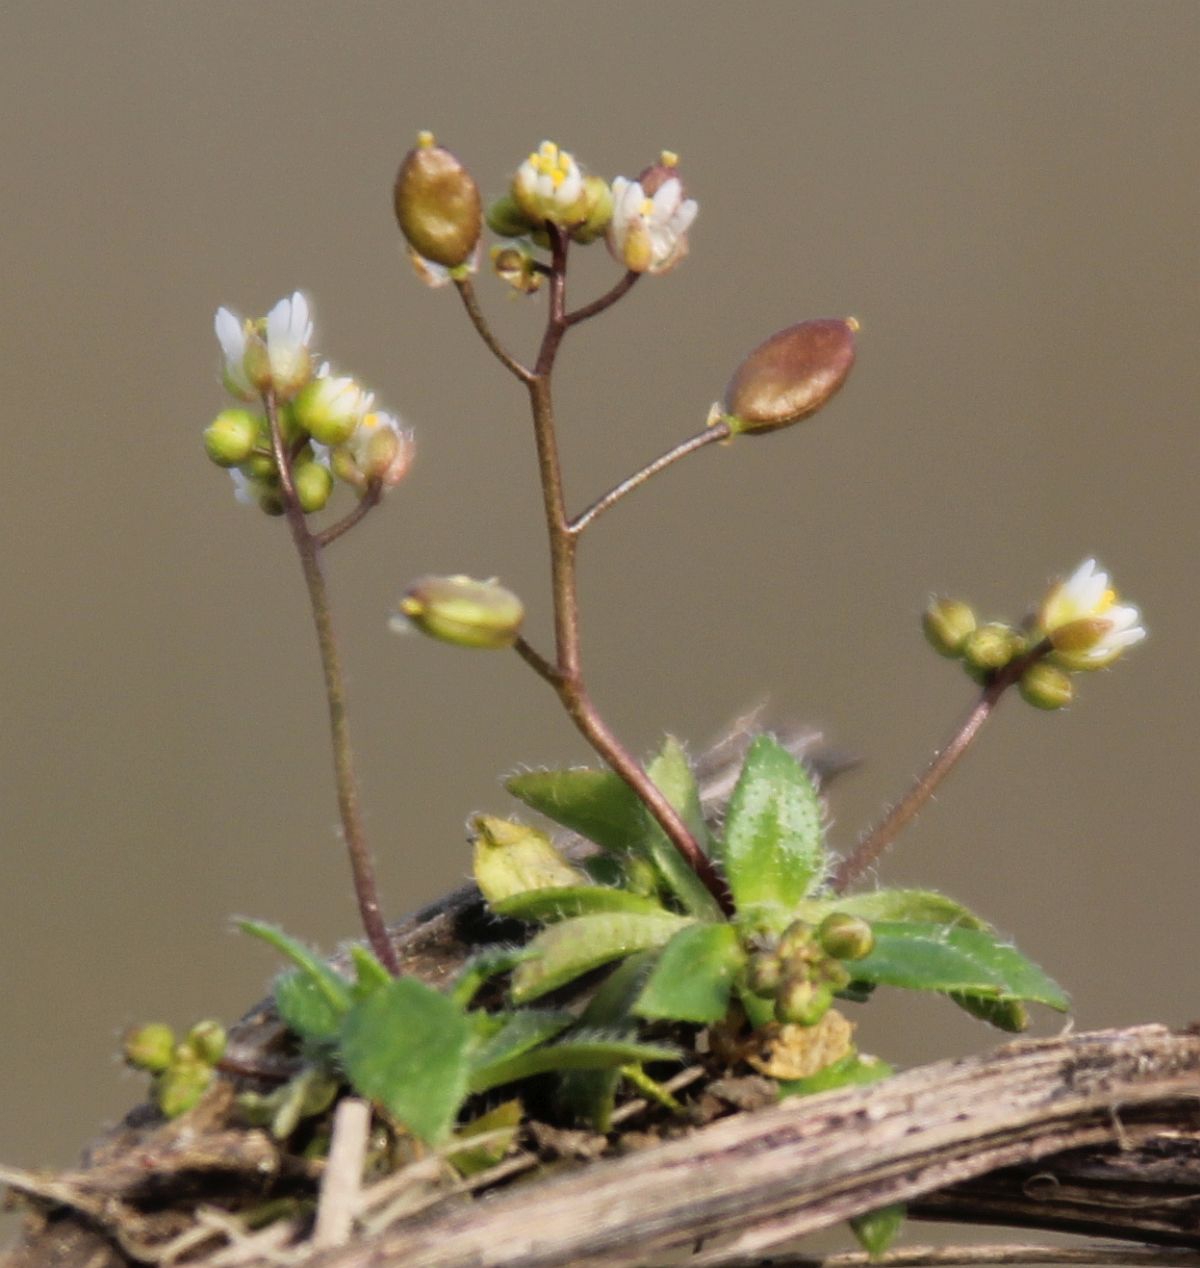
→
(393, 134, 698, 289)
(123, 1019, 227, 1118)
(205, 294, 412, 513)
(923, 559, 1145, 709)
(745, 913, 875, 1026)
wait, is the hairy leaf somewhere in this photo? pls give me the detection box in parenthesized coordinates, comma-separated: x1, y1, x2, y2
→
(850, 922, 1069, 1010)
(493, 886, 674, 924)
(635, 922, 744, 1023)
(470, 1030, 680, 1094)
(469, 1009, 574, 1077)
(339, 977, 471, 1144)
(721, 736, 825, 924)
(239, 921, 351, 1041)
(506, 768, 641, 852)
(472, 815, 589, 904)
(511, 911, 693, 1003)
(805, 888, 991, 929)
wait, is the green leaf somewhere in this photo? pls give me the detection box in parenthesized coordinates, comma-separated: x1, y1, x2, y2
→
(339, 977, 471, 1144)
(447, 1099, 523, 1177)
(949, 992, 1030, 1032)
(720, 736, 826, 923)
(636, 739, 724, 920)
(558, 952, 657, 1131)
(449, 946, 538, 1009)
(646, 736, 712, 854)
(511, 911, 693, 1003)
(850, 1203, 906, 1259)
(239, 921, 351, 1041)
(506, 768, 642, 852)
(850, 922, 1069, 1010)
(472, 815, 590, 904)
(776, 1052, 894, 1099)
(635, 922, 744, 1023)
(470, 1030, 679, 1094)
(492, 886, 673, 923)
(468, 1009, 574, 1080)
(806, 888, 991, 929)
(349, 946, 392, 999)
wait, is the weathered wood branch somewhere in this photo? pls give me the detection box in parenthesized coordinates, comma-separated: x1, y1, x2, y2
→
(300, 1025, 1200, 1268)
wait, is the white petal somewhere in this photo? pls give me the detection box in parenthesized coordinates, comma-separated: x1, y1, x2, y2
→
(214, 307, 245, 361)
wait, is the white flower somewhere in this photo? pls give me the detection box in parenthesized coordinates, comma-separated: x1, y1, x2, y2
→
(606, 172, 697, 275)
(214, 306, 255, 401)
(335, 409, 414, 489)
(213, 292, 315, 401)
(227, 466, 257, 506)
(513, 141, 587, 226)
(294, 361, 373, 445)
(1038, 558, 1146, 670)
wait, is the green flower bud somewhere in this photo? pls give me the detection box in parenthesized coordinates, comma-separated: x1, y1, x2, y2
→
(292, 375, 367, 446)
(817, 912, 875, 961)
(257, 487, 286, 517)
(184, 1019, 228, 1066)
(962, 622, 1025, 673)
(567, 175, 614, 244)
(923, 597, 977, 658)
(394, 131, 482, 268)
(204, 409, 260, 467)
(1019, 660, 1074, 710)
(491, 242, 544, 295)
(396, 575, 525, 650)
(1047, 617, 1113, 655)
(777, 918, 815, 960)
(294, 459, 334, 513)
(156, 1055, 215, 1118)
(746, 951, 784, 997)
(719, 318, 858, 436)
(240, 451, 278, 483)
(486, 193, 536, 239)
(775, 975, 834, 1026)
(122, 1022, 175, 1073)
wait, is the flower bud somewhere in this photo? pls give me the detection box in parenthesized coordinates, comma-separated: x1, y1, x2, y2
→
(962, 622, 1025, 672)
(123, 1022, 175, 1073)
(818, 912, 875, 961)
(775, 975, 834, 1026)
(361, 424, 414, 487)
(512, 140, 590, 228)
(294, 458, 334, 513)
(491, 243, 544, 295)
(486, 193, 536, 239)
(1047, 617, 1113, 655)
(923, 598, 977, 658)
(396, 575, 525, 650)
(184, 1019, 228, 1066)
(777, 918, 815, 960)
(292, 374, 367, 446)
(156, 1055, 215, 1118)
(720, 318, 858, 436)
(394, 132, 482, 269)
(204, 409, 261, 467)
(567, 175, 614, 244)
(1019, 660, 1074, 710)
(746, 951, 784, 997)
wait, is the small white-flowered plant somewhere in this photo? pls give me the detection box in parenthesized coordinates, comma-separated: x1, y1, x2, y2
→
(1038, 558, 1146, 670)
(607, 167, 697, 275)
(214, 292, 315, 401)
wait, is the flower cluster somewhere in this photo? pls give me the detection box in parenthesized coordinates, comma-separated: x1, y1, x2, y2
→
(204, 293, 412, 514)
(923, 558, 1145, 708)
(394, 134, 699, 291)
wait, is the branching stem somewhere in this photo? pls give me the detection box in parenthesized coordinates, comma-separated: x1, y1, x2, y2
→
(264, 391, 400, 974)
(832, 644, 1051, 892)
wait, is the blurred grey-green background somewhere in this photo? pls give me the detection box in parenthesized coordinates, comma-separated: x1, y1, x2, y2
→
(2, 0, 1196, 1204)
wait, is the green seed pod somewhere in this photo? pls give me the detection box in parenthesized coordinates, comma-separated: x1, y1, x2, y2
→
(775, 974, 834, 1026)
(1019, 660, 1074, 710)
(962, 622, 1025, 672)
(122, 1022, 175, 1073)
(746, 950, 784, 997)
(184, 1019, 228, 1066)
(721, 318, 858, 436)
(294, 459, 334, 513)
(398, 575, 525, 650)
(818, 912, 876, 961)
(923, 597, 977, 658)
(394, 131, 482, 268)
(204, 409, 261, 467)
